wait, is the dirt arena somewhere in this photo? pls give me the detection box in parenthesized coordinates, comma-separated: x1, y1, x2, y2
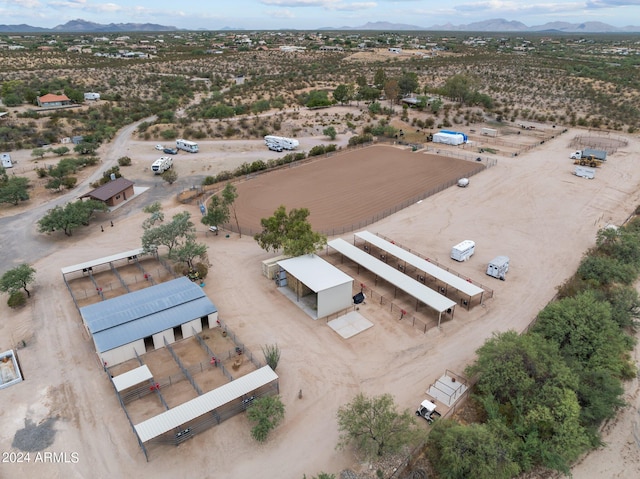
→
(232, 144, 485, 235)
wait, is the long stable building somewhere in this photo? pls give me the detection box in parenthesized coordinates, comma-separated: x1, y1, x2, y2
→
(79, 276, 218, 366)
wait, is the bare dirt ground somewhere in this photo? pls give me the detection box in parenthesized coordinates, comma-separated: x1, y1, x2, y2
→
(1, 124, 640, 478)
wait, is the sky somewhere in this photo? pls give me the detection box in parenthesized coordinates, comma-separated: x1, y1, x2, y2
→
(1, 0, 640, 30)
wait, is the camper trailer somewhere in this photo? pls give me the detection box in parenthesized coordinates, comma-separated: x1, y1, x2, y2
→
(486, 256, 509, 280)
(574, 165, 595, 179)
(450, 240, 475, 262)
(84, 92, 100, 101)
(1, 153, 12, 168)
(151, 156, 172, 174)
(176, 139, 199, 153)
(264, 135, 299, 151)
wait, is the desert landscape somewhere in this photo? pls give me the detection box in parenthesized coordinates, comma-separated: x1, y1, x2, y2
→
(1, 117, 639, 478)
(1, 31, 640, 479)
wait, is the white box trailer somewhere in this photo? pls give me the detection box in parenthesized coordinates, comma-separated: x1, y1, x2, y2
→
(1, 153, 12, 168)
(264, 135, 299, 150)
(486, 256, 509, 280)
(176, 138, 199, 153)
(574, 165, 595, 179)
(451, 240, 475, 262)
(151, 156, 172, 174)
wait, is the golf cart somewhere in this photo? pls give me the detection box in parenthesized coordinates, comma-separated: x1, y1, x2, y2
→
(415, 399, 441, 424)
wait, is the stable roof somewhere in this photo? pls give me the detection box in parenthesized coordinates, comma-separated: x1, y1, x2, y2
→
(327, 238, 456, 314)
(112, 365, 153, 392)
(80, 277, 217, 353)
(277, 254, 352, 292)
(134, 366, 278, 443)
(355, 231, 484, 298)
(61, 248, 146, 275)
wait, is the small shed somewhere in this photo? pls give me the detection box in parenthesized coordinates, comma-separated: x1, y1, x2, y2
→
(81, 177, 134, 207)
(277, 254, 354, 319)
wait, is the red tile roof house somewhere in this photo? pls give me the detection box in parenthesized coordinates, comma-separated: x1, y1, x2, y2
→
(80, 177, 135, 207)
(36, 93, 72, 108)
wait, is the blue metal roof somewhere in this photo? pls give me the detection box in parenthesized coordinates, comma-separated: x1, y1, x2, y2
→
(80, 277, 217, 353)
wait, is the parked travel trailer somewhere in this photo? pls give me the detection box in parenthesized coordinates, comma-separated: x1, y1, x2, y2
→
(151, 156, 172, 174)
(176, 139, 199, 153)
(1, 153, 12, 168)
(264, 135, 299, 151)
(486, 256, 509, 280)
(450, 240, 475, 262)
(574, 165, 595, 179)
(84, 92, 100, 101)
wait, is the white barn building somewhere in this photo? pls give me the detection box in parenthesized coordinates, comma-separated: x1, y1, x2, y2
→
(80, 277, 218, 366)
(277, 254, 353, 319)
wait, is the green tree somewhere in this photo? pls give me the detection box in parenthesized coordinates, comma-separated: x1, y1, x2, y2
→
(467, 331, 591, 473)
(201, 194, 229, 232)
(254, 205, 326, 256)
(51, 146, 70, 156)
(0, 263, 36, 298)
(534, 291, 636, 378)
(336, 393, 419, 458)
(247, 395, 285, 443)
(442, 74, 477, 104)
(74, 142, 98, 155)
(142, 211, 195, 256)
(373, 68, 386, 90)
(427, 420, 520, 479)
(398, 72, 419, 96)
(161, 169, 179, 185)
(143, 201, 165, 228)
(31, 148, 47, 159)
(173, 238, 208, 270)
(332, 84, 350, 105)
(323, 126, 337, 140)
(221, 182, 241, 237)
(0, 176, 30, 205)
(577, 255, 636, 286)
(37, 199, 108, 236)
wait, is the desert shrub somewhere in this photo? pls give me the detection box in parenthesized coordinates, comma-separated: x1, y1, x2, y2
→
(8, 291, 26, 308)
(194, 262, 209, 280)
(202, 176, 216, 186)
(160, 129, 178, 140)
(308, 145, 326, 157)
(117, 156, 132, 167)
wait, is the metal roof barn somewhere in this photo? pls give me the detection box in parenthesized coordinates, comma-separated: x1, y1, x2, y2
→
(80, 277, 217, 359)
(354, 231, 485, 307)
(134, 366, 278, 443)
(327, 238, 456, 327)
(277, 254, 354, 319)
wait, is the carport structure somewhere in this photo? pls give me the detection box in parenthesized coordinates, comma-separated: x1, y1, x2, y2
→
(277, 254, 354, 319)
(327, 238, 456, 327)
(354, 231, 485, 309)
(133, 365, 279, 459)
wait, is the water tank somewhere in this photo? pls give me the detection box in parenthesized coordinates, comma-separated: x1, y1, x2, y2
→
(110, 173, 116, 181)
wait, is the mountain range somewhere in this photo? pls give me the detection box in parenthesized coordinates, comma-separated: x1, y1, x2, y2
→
(0, 18, 639, 33)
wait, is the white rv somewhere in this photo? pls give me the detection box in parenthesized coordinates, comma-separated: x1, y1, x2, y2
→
(151, 156, 173, 174)
(264, 135, 299, 151)
(176, 139, 199, 153)
(486, 256, 509, 280)
(1, 153, 12, 168)
(450, 240, 475, 262)
(84, 92, 100, 101)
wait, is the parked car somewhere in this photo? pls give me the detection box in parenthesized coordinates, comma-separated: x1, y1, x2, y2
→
(163, 148, 178, 155)
(155, 144, 164, 151)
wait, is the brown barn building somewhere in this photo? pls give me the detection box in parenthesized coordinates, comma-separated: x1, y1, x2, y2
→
(81, 177, 135, 207)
